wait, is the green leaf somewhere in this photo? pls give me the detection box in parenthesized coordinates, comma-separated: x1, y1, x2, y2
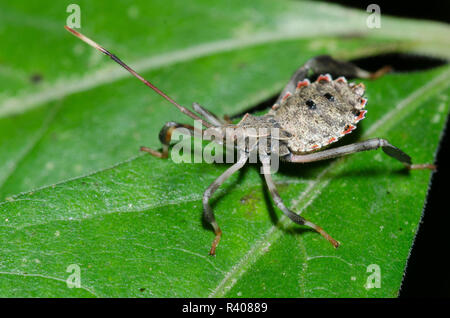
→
(0, 0, 449, 297)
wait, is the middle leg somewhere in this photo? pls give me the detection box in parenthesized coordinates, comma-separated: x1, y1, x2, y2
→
(261, 157, 339, 248)
(284, 138, 436, 170)
(140, 121, 202, 159)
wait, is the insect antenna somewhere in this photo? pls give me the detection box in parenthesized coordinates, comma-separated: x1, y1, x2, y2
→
(64, 26, 212, 128)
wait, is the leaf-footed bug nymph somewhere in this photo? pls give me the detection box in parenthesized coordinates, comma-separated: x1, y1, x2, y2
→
(65, 26, 436, 256)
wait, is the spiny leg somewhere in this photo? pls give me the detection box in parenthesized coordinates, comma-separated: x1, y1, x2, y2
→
(203, 153, 248, 255)
(285, 138, 436, 170)
(276, 55, 391, 105)
(260, 157, 339, 248)
(140, 122, 201, 159)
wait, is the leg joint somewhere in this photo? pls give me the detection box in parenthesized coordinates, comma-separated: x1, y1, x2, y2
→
(158, 122, 193, 145)
(377, 138, 390, 148)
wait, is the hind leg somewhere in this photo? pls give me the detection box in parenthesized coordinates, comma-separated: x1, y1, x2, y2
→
(276, 55, 391, 105)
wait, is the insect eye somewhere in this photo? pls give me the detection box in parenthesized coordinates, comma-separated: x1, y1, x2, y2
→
(306, 99, 316, 110)
(324, 93, 334, 101)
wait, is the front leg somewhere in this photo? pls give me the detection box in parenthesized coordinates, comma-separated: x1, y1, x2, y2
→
(284, 138, 436, 170)
(203, 153, 249, 255)
(140, 121, 202, 159)
(192, 102, 226, 126)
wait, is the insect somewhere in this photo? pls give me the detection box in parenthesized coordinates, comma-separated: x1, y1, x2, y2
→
(65, 26, 435, 255)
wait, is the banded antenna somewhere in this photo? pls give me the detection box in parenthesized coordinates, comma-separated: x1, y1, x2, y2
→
(64, 26, 212, 128)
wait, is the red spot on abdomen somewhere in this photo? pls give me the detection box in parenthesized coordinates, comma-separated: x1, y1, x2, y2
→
(342, 124, 356, 135)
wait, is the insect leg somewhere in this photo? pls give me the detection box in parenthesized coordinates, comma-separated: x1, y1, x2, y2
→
(285, 138, 436, 170)
(260, 157, 339, 248)
(140, 122, 202, 158)
(203, 153, 248, 255)
(192, 102, 226, 126)
(276, 55, 391, 104)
